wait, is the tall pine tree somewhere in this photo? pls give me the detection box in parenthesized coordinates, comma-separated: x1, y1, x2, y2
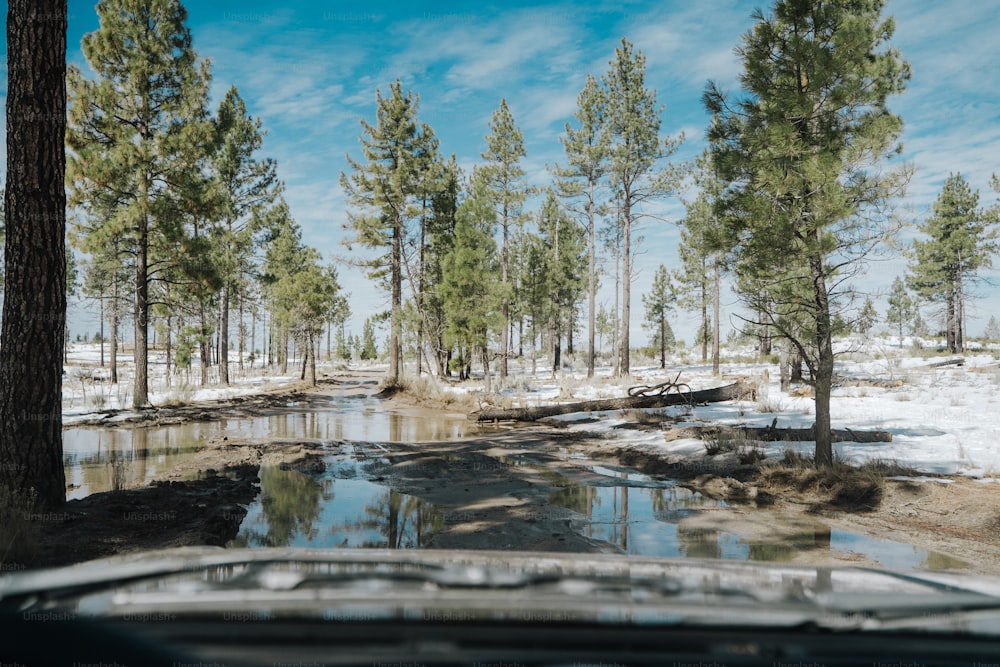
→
(211, 86, 279, 384)
(642, 265, 676, 369)
(908, 173, 997, 353)
(557, 75, 609, 378)
(341, 80, 438, 384)
(886, 276, 915, 346)
(480, 99, 529, 379)
(67, 0, 213, 407)
(706, 0, 911, 466)
(603, 39, 684, 377)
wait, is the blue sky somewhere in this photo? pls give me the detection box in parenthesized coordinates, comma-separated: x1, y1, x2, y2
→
(3, 0, 999, 344)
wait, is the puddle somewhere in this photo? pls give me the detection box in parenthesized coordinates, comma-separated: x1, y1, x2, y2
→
(63, 401, 482, 499)
(547, 464, 968, 571)
(232, 454, 443, 549)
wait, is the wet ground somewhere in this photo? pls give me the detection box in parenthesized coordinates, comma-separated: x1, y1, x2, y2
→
(23, 372, 994, 573)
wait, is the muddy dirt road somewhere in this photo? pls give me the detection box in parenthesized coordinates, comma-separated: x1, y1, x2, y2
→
(16, 371, 999, 574)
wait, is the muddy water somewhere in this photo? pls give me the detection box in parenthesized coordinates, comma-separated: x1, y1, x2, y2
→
(62, 400, 478, 499)
(64, 399, 970, 571)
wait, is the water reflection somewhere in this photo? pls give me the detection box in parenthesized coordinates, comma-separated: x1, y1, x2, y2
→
(547, 470, 965, 570)
(549, 475, 726, 557)
(64, 401, 480, 499)
(252, 467, 328, 546)
(232, 466, 442, 549)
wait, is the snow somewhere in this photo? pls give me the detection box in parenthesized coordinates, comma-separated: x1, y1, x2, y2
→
(446, 340, 1000, 478)
(61, 342, 327, 424)
(58, 339, 1000, 478)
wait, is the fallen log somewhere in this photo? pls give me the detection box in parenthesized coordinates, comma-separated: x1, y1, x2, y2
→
(923, 357, 964, 368)
(685, 423, 892, 443)
(471, 380, 751, 422)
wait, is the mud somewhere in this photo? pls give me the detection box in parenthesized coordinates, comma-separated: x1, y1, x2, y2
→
(9, 372, 998, 574)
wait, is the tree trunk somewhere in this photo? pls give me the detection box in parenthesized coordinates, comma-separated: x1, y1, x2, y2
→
(946, 290, 957, 353)
(249, 306, 255, 369)
(712, 263, 721, 376)
(474, 381, 748, 422)
(481, 346, 492, 393)
(500, 208, 510, 380)
(220, 282, 230, 385)
(0, 0, 68, 510)
(812, 254, 834, 467)
(700, 259, 708, 363)
(620, 207, 632, 377)
(390, 214, 402, 382)
(956, 279, 965, 353)
(587, 187, 596, 378)
(612, 233, 621, 377)
(134, 205, 149, 408)
(685, 424, 891, 443)
(164, 310, 172, 389)
(110, 302, 119, 384)
(310, 334, 317, 385)
(99, 297, 105, 367)
(790, 351, 804, 383)
(199, 303, 210, 387)
(659, 312, 666, 369)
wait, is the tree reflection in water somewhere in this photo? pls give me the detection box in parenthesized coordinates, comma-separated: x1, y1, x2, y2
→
(336, 490, 444, 549)
(233, 467, 328, 547)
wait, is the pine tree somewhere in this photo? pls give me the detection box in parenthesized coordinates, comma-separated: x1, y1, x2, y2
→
(908, 173, 997, 353)
(642, 265, 676, 368)
(706, 0, 911, 466)
(0, 0, 68, 511)
(360, 319, 379, 361)
(886, 276, 915, 346)
(480, 99, 529, 379)
(676, 153, 726, 374)
(984, 315, 1000, 342)
(535, 191, 586, 375)
(341, 80, 438, 384)
(421, 157, 461, 376)
(603, 38, 684, 377)
(211, 85, 279, 385)
(440, 171, 501, 389)
(557, 75, 609, 378)
(67, 0, 213, 407)
(856, 297, 878, 336)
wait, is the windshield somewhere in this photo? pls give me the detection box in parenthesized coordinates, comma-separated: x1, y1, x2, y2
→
(2, 0, 999, 665)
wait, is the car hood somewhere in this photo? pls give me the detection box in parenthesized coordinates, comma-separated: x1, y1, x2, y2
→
(3, 546, 1000, 635)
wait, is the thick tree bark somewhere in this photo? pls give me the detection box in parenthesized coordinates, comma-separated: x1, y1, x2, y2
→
(0, 0, 68, 509)
(812, 251, 834, 467)
(473, 381, 748, 422)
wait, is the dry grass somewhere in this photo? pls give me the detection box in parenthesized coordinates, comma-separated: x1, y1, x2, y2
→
(758, 450, 919, 511)
(388, 375, 480, 412)
(619, 408, 673, 426)
(702, 427, 766, 464)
